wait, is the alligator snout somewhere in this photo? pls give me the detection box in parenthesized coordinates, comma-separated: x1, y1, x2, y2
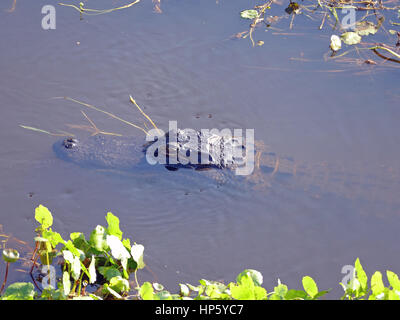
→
(62, 137, 78, 149)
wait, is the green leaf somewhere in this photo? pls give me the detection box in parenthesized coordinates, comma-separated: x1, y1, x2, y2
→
(230, 282, 254, 300)
(71, 256, 81, 281)
(330, 35, 342, 51)
(109, 276, 130, 293)
(122, 238, 131, 250)
(387, 270, 400, 291)
(131, 243, 145, 269)
(89, 225, 108, 252)
(240, 9, 258, 20)
(153, 283, 164, 291)
(88, 255, 96, 284)
(274, 282, 288, 299)
(154, 290, 173, 300)
(104, 284, 122, 299)
(43, 230, 64, 248)
(187, 283, 200, 292)
(314, 289, 330, 299)
(203, 282, 229, 299)
(107, 235, 130, 260)
(269, 293, 282, 300)
(63, 240, 83, 258)
(236, 269, 263, 286)
(370, 287, 389, 300)
(98, 266, 122, 281)
(285, 289, 308, 300)
(341, 32, 362, 45)
(355, 21, 378, 36)
(230, 273, 265, 300)
(254, 286, 267, 300)
(140, 282, 154, 300)
(1, 282, 35, 300)
(79, 261, 90, 280)
(62, 271, 71, 296)
(388, 290, 400, 300)
(2, 249, 19, 263)
(62, 250, 74, 264)
(40, 287, 66, 300)
(70, 232, 88, 251)
(355, 258, 368, 290)
(35, 205, 53, 229)
(179, 284, 190, 296)
(106, 212, 123, 240)
(302, 276, 318, 298)
(371, 271, 385, 296)
(106, 235, 131, 273)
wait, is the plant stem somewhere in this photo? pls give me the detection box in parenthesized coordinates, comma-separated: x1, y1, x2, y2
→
(30, 241, 39, 273)
(71, 280, 78, 294)
(0, 263, 9, 295)
(77, 272, 84, 296)
(134, 269, 140, 290)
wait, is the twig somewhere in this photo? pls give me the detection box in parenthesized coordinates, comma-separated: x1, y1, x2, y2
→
(58, 0, 140, 16)
(80, 111, 123, 136)
(54, 96, 149, 135)
(129, 95, 161, 135)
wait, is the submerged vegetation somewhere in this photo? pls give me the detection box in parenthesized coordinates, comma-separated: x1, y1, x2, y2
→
(0, 205, 399, 300)
(6, 0, 396, 67)
(53, 0, 400, 66)
(239, 0, 400, 64)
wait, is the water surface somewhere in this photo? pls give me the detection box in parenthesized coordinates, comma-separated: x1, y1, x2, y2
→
(0, 0, 399, 297)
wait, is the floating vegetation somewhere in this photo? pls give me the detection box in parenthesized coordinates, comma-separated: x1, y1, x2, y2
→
(19, 125, 74, 137)
(330, 34, 342, 51)
(58, 0, 140, 16)
(238, 0, 400, 65)
(20, 95, 160, 138)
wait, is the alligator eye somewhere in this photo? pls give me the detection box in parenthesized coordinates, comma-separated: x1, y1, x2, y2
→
(63, 138, 78, 149)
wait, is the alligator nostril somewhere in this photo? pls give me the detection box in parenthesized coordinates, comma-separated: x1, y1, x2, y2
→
(63, 138, 78, 149)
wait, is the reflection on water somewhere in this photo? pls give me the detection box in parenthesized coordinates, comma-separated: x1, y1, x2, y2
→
(0, 0, 399, 296)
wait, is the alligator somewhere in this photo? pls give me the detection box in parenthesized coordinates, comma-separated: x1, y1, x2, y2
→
(53, 129, 400, 208)
(53, 128, 254, 174)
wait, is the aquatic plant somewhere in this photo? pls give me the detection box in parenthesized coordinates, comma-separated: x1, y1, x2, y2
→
(58, 1, 140, 16)
(0, 249, 19, 295)
(239, 0, 400, 64)
(0, 205, 399, 300)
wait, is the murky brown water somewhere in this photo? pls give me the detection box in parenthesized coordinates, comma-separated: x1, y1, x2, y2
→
(0, 0, 399, 297)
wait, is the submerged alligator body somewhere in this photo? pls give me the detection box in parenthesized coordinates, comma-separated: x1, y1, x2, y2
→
(54, 129, 254, 174)
(53, 130, 400, 207)
(53, 129, 252, 173)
